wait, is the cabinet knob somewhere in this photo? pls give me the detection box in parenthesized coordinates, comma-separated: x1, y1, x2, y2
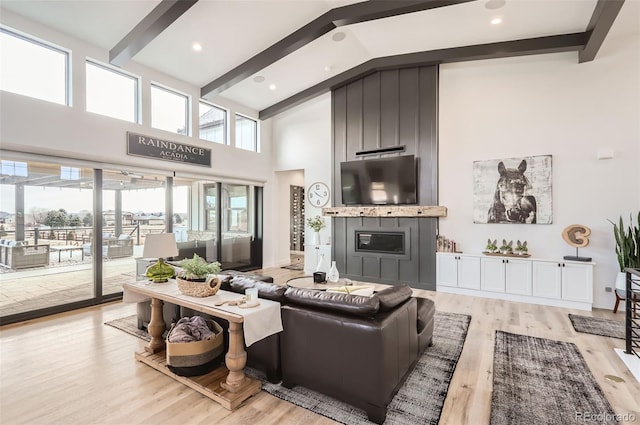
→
(562, 263, 565, 267)
(506, 259, 509, 263)
(558, 263, 561, 267)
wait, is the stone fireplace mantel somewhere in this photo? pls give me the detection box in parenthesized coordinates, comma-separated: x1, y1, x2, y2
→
(322, 205, 447, 218)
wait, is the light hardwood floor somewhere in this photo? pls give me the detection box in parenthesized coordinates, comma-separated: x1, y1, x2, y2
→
(1, 267, 638, 425)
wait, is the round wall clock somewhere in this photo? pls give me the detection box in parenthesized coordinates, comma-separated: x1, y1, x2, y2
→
(308, 182, 330, 207)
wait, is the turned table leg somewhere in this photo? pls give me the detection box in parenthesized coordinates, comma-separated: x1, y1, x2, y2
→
(145, 297, 165, 354)
(221, 321, 247, 392)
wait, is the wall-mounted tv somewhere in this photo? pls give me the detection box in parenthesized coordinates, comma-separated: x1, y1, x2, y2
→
(340, 155, 417, 205)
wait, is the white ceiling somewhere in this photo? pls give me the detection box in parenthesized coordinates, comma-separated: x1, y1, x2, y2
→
(1, 0, 633, 113)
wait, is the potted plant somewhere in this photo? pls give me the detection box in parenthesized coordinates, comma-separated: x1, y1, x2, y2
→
(176, 254, 223, 297)
(608, 212, 640, 290)
(485, 239, 498, 253)
(307, 215, 325, 245)
(515, 240, 528, 255)
(499, 239, 513, 254)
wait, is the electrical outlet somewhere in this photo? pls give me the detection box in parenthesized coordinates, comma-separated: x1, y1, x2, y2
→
(605, 287, 612, 292)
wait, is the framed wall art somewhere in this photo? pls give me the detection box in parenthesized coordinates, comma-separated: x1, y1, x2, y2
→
(473, 155, 552, 224)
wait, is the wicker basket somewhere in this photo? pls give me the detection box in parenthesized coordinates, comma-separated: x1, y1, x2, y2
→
(176, 275, 222, 297)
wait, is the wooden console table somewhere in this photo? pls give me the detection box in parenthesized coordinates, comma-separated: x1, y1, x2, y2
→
(123, 281, 282, 410)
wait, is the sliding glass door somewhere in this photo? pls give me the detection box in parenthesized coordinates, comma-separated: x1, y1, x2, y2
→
(221, 183, 253, 270)
(0, 160, 95, 318)
(201, 183, 261, 271)
(101, 169, 168, 296)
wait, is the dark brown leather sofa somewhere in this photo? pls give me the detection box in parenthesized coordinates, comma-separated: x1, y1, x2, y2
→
(280, 284, 432, 424)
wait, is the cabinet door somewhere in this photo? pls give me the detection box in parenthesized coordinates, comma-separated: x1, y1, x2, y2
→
(458, 256, 481, 290)
(481, 257, 505, 293)
(532, 261, 562, 299)
(562, 263, 593, 302)
(505, 259, 532, 296)
(436, 254, 458, 287)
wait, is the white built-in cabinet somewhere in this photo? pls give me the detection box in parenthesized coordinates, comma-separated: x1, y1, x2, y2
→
(481, 257, 532, 295)
(436, 254, 480, 289)
(436, 253, 594, 310)
(532, 260, 594, 303)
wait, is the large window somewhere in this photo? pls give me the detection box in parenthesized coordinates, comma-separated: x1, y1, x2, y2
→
(151, 83, 189, 135)
(235, 114, 258, 152)
(0, 27, 69, 105)
(86, 60, 139, 123)
(199, 101, 227, 144)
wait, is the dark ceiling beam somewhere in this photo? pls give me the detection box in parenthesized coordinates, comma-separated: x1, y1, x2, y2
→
(579, 0, 625, 63)
(259, 33, 586, 120)
(200, 0, 475, 98)
(109, 0, 199, 67)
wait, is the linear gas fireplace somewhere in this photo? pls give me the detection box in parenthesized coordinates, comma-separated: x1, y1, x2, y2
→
(355, 230, 406, 255)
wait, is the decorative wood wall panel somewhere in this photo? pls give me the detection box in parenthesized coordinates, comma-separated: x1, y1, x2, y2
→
(331, 66, 439, 290)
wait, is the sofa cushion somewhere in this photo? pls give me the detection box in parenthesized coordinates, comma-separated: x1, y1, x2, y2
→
(284, 287, 380, 317)
(229, 276, 286, 303)
(416, 297, 436, 333)
(374, 284, 413, 312)
(326, 285, 375, 296)
(177, 240, 197, 250)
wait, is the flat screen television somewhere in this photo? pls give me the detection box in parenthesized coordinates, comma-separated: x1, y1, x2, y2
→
(340, 155, 417, 205)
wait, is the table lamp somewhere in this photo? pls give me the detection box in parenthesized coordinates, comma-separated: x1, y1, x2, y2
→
(143, 233, 179, 282)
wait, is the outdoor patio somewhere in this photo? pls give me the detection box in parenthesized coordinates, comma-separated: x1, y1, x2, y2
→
(0, 247, 140, 317)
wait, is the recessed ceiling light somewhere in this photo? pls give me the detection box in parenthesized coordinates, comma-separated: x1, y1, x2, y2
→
(269, 84, 277, 91)
(324, 65, 332, 72)
(192, 42, 203, 52)
(485, 0, 505, 10)
(253, 76, 265, 83)
(491, 17, 503, 25)
(332, 31, 346, 42)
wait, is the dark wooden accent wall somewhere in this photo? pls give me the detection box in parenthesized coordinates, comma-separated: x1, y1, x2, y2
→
(331, 66, 438, 290)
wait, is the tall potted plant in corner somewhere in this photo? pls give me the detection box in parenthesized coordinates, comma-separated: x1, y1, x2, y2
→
(608, 212, 640, 291)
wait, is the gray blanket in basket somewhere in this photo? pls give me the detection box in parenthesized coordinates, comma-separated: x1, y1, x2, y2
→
(168, 316, 214, 343)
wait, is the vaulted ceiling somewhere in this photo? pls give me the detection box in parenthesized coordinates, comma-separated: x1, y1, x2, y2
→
(1, 0, 633, 120)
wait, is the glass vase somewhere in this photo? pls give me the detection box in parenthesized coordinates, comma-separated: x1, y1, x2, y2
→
(327, 260, 339, 283)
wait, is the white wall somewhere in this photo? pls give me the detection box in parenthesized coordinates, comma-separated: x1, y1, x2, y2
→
(438, 1, 640, 309)
(267, 93, 332, 270)
(0, 9, 270, 184)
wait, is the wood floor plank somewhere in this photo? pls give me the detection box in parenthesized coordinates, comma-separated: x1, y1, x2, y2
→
(1, 266, 638, 425)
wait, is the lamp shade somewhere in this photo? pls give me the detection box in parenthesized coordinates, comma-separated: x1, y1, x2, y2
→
(143, 233, 179, 258)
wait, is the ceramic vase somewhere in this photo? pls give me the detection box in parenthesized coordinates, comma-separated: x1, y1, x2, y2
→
(316, 253, 325, 272)
(312, 231, 321, 245)
(327, 261, 339, 283)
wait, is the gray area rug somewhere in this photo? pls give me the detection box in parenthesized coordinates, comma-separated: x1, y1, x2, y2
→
(248, 311, 471, 425)
(491, 331, 619, 425)
(568, 314, 624, 340)
(106, 311, 471, 425)
(281, 263, 304, 271)
(105, 315, 151, 341)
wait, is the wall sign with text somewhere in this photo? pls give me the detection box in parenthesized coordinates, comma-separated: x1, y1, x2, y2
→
(126, 132, 211, 167)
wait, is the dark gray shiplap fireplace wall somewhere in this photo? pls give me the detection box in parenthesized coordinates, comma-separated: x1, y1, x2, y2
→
(331, 66, 438, 290)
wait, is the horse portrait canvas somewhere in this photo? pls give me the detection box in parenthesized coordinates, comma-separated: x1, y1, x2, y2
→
(473, 155, 552, 224)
